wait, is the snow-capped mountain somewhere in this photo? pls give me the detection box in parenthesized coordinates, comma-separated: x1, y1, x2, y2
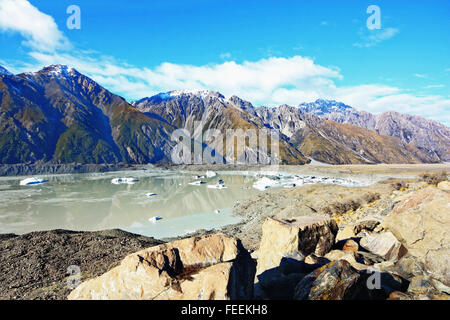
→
(133, 90, 306, 164)
(0, 64, 447, 165)
(0, 65, 13, 76)
(297, 99, 449, 161)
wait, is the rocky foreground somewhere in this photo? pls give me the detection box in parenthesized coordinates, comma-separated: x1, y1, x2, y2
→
(0, 177, 449, 300)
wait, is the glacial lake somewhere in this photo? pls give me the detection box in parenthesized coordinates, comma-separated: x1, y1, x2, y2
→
(0, 169, 264, 238)
(0, 168, 375, 239)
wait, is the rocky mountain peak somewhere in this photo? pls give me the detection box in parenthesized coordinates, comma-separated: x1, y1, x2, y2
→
(298, 99, 353, 115)
(0, 65, 13, 76)
(36, 64, 79, 78)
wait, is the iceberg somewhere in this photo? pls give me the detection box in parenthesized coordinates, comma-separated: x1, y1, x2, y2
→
(148, 216, 163, 223)
(111, 177, 138, 185)
(253, 176, 278, 191)
(188, 180, 205, 186)
(20, 177, 46, 186)
(207, 184, 228, 189)
(206, 170, 217, 178)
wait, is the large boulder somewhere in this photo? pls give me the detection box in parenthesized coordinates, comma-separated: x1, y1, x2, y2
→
(293, 260, 360, 300)
(68, 234, 255, 300)
(437, 180, 450, 191)
(255, 216, 338, 277)
(336, 219, 380, 241)
(360, 231, 407, 262)
(382, 186, 450, 285)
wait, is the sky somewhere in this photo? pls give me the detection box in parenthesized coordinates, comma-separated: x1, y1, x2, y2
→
(0, 0, 449, 125)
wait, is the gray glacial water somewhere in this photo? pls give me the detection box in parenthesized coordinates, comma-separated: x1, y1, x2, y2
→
(0, 168, 375, 238)
(0, 169, 261, 238)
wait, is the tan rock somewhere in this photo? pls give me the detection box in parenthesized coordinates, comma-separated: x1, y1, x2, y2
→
(336, 219, 380, 241)
(388, 291, 413, 300)
(437, 180, 450, 191)
(342, 239, 359, 252)
(360, 231, 407, 262)
(324, 250, 367, 271)
(68, 234, 255, 300)
(382, 186, 450, 285)
(336, 225, 355, 241)
(304, 254, 330, 265)
(407, 275, 450, 300)
(325, 250, 347, 261)
(255, 216, 338, 277)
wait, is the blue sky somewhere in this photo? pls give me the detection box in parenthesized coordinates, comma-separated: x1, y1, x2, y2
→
(0, 0, 449, 124)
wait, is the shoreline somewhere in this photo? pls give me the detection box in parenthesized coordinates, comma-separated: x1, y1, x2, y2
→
(1, 162, 449, 177)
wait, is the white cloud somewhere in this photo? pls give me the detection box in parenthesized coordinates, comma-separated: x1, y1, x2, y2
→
(424, 84, 445, 89)
(21, 50, 450, 125)
(354, 27, 399, 48)
(0, 0, 69, 52)
(414, 73, 428, 78)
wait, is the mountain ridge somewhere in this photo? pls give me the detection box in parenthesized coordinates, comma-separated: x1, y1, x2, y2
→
(0, 64, 447, 165)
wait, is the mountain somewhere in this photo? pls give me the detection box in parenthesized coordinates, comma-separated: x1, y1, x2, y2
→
(255, 105, 434, 164)
(0, 64, 445, 166)
(133, 90, 308, 164)
(0, 65, 173, 164)
(298, 99, 450, 161)
(0, 66, 12, 76)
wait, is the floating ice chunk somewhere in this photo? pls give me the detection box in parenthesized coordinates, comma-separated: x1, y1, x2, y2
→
(206, 171, 217, 178)
(188, 180, 205, 186)
(148, 216, 163, 223)
(283, 183, 298, 188)
(20, 177, 46, 186)
(207, 184, 228, 189)
(253, 176, 278, 191)
(111, 177, 138, 185)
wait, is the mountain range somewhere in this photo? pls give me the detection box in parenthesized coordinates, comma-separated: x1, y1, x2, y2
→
(0, 64, 448, 165)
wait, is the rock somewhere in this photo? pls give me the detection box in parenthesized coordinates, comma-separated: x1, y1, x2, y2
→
(356, 251, 385, 265)
(408, 275, 437, 295)
(431, 278, 450, 295)
(336, 225, 356, 242)
(325, 250, 347, 261)
(360, 232, 407, 262)
(437, 180, 450, 191)
(387, 254, 424, 280)
(336, 219, 380, 241)
(373, 260, 396, 271)
(424, 248, 450, 287)
(304, 254, 330, 265)
(388, 291, 413, 300)
(342, 239, 359, 252)
(68, 234, 255, 300)
(324, 250, 366, 271)
(255, 217, 338, 277)
(407, 275, 450, 300)
(382, 187, 450, 285)
(354, 219, 380, 234)
(293, 260, 360, 300)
